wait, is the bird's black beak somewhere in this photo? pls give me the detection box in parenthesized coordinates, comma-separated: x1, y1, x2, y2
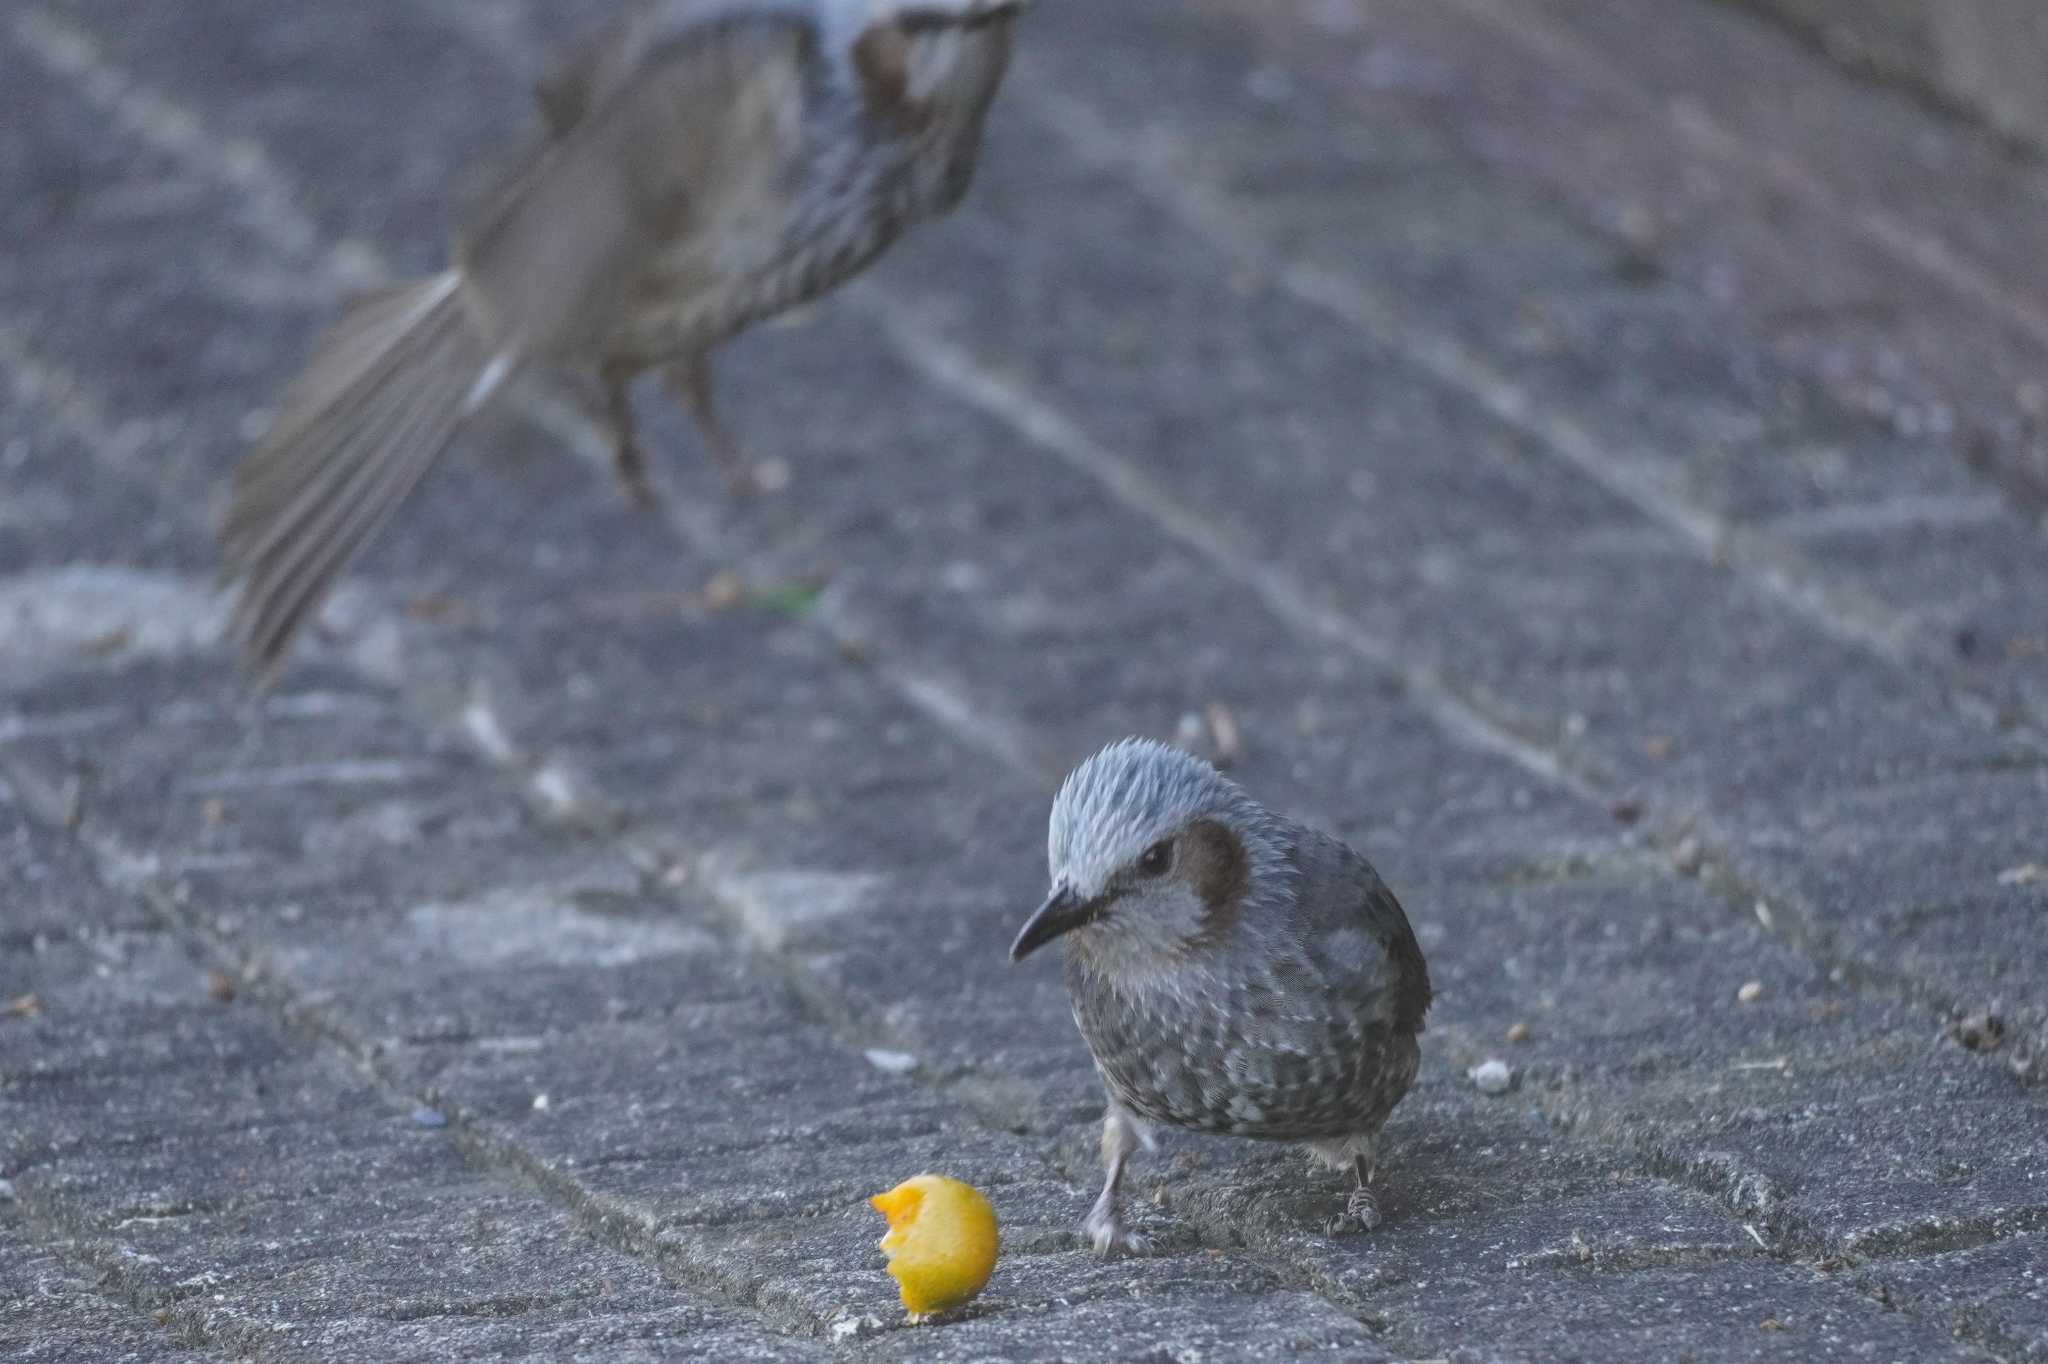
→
(1009, 884, 1094, 963)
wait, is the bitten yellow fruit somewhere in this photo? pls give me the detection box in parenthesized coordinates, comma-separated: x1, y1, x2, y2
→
(870, 1174, 999, 1317)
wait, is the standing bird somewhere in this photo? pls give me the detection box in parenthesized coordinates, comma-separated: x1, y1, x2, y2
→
(222, 0, 1026, 677)
(1010, 738, 1432, 1256)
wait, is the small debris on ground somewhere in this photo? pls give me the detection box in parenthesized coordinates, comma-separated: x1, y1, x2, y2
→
(1469, 1058, 1514, 1094)
(404, 594, 470, 623)
(205, 969, 236, 1003)
(409, 1106, 447, 1128)
(1996, 863, 2047, 887)
(531, 1093, 551, 1112)
(201, 798, 225, 826)
(831, 1314, 885, 1342)
(703, 571, 746, 611)
(1947, 1011, 2006, 1053)
(864, 1049, 918, 1074)
(1670, 837, 1703, 875)
(1737, 981, 1764, 1004)
(1609, 796, 1642, 825)
(1505, 1021, 1531, 1044)
(4, 994, 42, 1019)
(748, 578, 826, 617)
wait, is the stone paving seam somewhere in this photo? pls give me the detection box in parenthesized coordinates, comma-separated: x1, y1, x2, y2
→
(0, 737, 849, 1348)
(1439, 0, 2048, 363)
(998, 62, 2048, 756)
(5, 1198, 254, 1361)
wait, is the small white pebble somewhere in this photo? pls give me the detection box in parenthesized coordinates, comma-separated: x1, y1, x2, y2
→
(1470, 1058, 1513, 1095)
(863, 1049, 917, 1074)
(1737, 981, 1764, 1004)
(532, 1093, 550, 1112)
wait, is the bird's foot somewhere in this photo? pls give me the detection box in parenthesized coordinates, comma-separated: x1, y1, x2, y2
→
(1323, 1187, 1383, 1237)
(1084, 1203, 1152, 1259)
(610, 437, 659, 510)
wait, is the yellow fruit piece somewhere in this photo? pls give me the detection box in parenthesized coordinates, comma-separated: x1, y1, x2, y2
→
(870, 1174, 999, 1317)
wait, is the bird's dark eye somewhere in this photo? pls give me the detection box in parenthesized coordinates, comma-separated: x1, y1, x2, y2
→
(1136, 839, 1173, 878)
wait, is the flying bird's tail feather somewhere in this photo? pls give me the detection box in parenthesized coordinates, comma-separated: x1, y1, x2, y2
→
(222, 271, 498, 681)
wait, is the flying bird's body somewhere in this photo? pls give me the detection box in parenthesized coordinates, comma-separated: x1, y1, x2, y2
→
(223, 0, 1023, 675)
(1012, 738, 1432, 1255)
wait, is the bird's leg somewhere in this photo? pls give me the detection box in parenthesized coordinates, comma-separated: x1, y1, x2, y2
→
(664, 353, 779, 495)
(1325, 1151, 1383, 1237)
(1084, 1103, 1151, 1257)
(600, 363, 656, 509)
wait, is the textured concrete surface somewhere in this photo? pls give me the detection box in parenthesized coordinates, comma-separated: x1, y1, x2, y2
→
(3, 0, 2045, 1360)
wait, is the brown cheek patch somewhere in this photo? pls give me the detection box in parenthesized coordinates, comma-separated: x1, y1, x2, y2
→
(1183, 819, 1250, 949)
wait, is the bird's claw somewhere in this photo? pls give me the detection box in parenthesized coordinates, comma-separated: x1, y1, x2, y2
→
(1084, 1205, 1152, 1259)
(1324, 1187, 1383, 1237)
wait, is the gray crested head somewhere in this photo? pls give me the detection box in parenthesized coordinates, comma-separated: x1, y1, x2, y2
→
(1011, 737, 1295, 967)
(1049, 738, 1238, 896)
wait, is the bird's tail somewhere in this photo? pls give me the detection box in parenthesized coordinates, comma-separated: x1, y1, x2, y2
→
(221, 271, 500, 680)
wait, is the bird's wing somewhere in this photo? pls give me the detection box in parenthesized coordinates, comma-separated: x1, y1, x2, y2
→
(1356, 868, 1432, 1034)
(1291, 830, 1433, 1035)
(535, 0, 762, 137)
(456, 9, 816, 358)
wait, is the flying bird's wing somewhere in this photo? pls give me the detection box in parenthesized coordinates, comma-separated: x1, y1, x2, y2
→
(534, 0, 753, 136)
(458, 8, 815, 360)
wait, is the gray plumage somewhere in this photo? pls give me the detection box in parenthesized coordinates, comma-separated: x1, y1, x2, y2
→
(1011, 737, 1432, 1256)
(222, 0, 1024, 678)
